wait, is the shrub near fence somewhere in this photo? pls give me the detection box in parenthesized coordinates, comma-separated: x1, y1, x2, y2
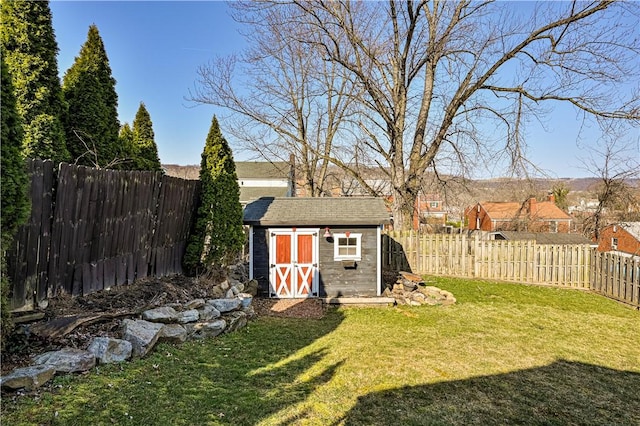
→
(7, 160, 200, 311)
(382, 231, 592, 287)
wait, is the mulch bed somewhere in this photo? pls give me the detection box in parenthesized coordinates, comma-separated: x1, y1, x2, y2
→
(252, 298, 326, 319)
(2, 275, 328, 376)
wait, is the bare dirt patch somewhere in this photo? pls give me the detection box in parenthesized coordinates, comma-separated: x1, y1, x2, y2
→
(252, 298, 326, 319)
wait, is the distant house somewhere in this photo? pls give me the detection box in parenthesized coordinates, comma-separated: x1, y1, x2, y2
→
(235, 161, 295, 206)
(597, 223, 640, 256)
(489, 231, 594, 245)
(243, 197, 390, 298)
(162, 160, 296, 206)
(415, 193, 447, 228)
(466, 195, 572, 233)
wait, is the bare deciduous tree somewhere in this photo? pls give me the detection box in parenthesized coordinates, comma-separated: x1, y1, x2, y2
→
(189, 4, 359, 196)
(195, 1, 640, 229)
(580, 136, 640, 240)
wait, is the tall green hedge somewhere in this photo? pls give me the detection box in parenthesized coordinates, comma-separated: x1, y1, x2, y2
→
(184, 116, 244, 274)
(131, 103, 162, 172)
(62, 25, 120, 167)
(1, 60, 30, 347)
(0, 0, 69, 163)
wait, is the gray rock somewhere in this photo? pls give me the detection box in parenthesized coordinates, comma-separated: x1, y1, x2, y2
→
(210, 286, 225, 299)
(419, 286, 444, 298)
(244, 279, 259, 297)
(225, 288, 236, 298)
(159, 324, 188, 343)
(392, 283, 405, 294)
(228, 263, 248, 281)
(33, 348, 96, 373)
(233, 282, 245, 293)
(1, 365, 56, 391)
(238, 293, 253, 308)
(122, 319, 164, 358)
(242, 305, 257, 320)
(219, 280, 230, 291)
(191, 320, 226, 339)
(198, 304, 221, 321)
(208, 298, 241, 313)
(440, 290, 455, 299)
(88, 337, 132, 364)
(410, 292, 426, 303)
(401, 280, 418, 292)
(224, 311, 248, 333)
(184, 299, 205, 310)
(142, 306, 179, 323)
(178, 309, 200, 324)
(441, 292, 457, 305)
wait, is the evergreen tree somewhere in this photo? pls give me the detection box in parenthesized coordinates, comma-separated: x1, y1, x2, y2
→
(131, 103, 162, 172)
(62, 24, 120, 168)
(1, 60, 31, 347)
(118, 123, 135, 169)
(184, 116, 244, 274)
(0, 0, 69, 163)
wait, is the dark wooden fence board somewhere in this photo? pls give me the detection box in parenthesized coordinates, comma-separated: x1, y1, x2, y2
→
(7, 160, 55, 311)
(8, 161, 201, 310)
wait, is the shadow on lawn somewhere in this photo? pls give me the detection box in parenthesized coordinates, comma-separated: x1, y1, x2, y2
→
(43, 309, 346, 425)
(337, 360, 640, 426)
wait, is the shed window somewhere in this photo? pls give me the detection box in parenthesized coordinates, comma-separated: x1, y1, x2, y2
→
(333, 233, 362, 261)
(612, 237, 618, 250)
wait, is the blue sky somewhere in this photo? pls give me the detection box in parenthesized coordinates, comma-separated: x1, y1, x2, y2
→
(51, 1, 240, 167)
(50, 1, 638, 178)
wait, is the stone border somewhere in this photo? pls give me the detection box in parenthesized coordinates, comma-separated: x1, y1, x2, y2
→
(0, 294, 255, 392)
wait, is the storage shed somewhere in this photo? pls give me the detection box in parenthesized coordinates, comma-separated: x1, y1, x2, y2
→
(243, 197, 390, 298)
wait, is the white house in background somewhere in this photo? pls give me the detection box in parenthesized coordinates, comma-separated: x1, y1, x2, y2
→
(235, 161, 295, 206)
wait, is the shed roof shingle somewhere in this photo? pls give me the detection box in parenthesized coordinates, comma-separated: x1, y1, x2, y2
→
(243, 197, 390, 226)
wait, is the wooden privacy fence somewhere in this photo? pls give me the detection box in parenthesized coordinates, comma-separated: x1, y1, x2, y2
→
(590, 252, 640, 308)
(382, 231, 591, 287)
(7, 160, 200, 311)
(382, 231, 640, 308)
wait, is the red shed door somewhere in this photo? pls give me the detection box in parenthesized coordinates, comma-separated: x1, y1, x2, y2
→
(269, 229, 318, 298)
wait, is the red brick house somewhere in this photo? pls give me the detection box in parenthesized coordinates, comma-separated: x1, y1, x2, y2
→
(412, 193, 447, 229)
(466, 196, 572, 233)
(597, 222, 640, 256)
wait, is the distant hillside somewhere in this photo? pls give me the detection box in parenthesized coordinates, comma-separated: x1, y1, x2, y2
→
(472, 177, 639, 193)
(162, 163, 637, 194)
(472, 177, 598, 192)
(163, 164, 200, 180)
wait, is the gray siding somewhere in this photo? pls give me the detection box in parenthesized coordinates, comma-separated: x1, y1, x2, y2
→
(250, 225, 380, 298)
(251, 227, 270, 295)
(318, 227, 379, 297)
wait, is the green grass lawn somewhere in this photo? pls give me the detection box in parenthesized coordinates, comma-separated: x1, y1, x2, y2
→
(3, 277, 639, 425)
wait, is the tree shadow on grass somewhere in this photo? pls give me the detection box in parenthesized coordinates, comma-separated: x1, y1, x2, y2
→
(39, 309, 345, 425)
(337, 360, 640, 426)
